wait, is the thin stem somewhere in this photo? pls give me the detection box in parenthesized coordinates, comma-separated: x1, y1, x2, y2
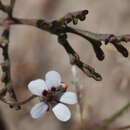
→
(0, 95, 37, 106)
(98, 102, 130, 130)
(0, 29, 20, 109)
(75, 82, 85, 130)
(71, 65, 85, 130)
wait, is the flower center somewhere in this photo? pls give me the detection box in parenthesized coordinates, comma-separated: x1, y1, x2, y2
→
(42, 87, 56, 102)
(41, 85, 67, 105)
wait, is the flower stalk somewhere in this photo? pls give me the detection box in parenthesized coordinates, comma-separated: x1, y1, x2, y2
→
(71, 65, 85, 130)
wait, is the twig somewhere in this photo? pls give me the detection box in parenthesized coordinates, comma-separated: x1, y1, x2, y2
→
(58, 33, 102, 81)
(0, 8, 130, 108)
(98, 102, 130, 130)
(0, 10, 129, 61)
(0, 95, 37, 107)
(66, 27, 129, 60)
(0, 9, 129, 81)
(12, 17, 130, 61)
(0, 29, 20, 110)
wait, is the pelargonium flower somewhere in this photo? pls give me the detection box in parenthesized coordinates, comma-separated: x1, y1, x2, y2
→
(28, 70, 77, 122)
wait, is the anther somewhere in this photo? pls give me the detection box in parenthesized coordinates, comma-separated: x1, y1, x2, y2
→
(42, 90, 48, 96)
(51, 87, 56, 91)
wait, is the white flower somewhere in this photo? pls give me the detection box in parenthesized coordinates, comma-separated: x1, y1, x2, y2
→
(28, 70, 77, 122)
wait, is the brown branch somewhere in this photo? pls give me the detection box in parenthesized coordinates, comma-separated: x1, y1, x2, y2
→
(0, 9, 130, 47)
(0, 24, 38, 109)
(0, 10, 129, 81)
(0, 29, 20, 110)
(0, 9, 129, 86)
(0, 8, 129, 112)
(58, 33, 102, 81)
(66, 27, 130, 43)
(12, 17, 130, 61)
(6, 17, 130, 46)
(7, 15, 129, 81)
(5, 9, 88, 28)
(66, 27, 129, 59)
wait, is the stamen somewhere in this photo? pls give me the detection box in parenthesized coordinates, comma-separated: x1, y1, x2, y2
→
(51, 86, 56, 91)
(42, 89, 48, 96)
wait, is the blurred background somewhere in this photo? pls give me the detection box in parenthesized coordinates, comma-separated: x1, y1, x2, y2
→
(0, 0, 130, 130)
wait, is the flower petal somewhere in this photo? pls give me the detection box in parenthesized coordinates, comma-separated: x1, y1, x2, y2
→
(60, 92, 77, 104)
(52, 103, 71, 122)
(28, 79, 48, 96)
(45, 71, 61, 89)
(30, 102, 48, 119)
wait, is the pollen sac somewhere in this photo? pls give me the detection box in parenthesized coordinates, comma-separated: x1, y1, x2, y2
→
(51, 87, 56, 91)
(42, 90, 48, 96)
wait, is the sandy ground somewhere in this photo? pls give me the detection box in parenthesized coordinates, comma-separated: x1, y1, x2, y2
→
(0, 0, 130, 130)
